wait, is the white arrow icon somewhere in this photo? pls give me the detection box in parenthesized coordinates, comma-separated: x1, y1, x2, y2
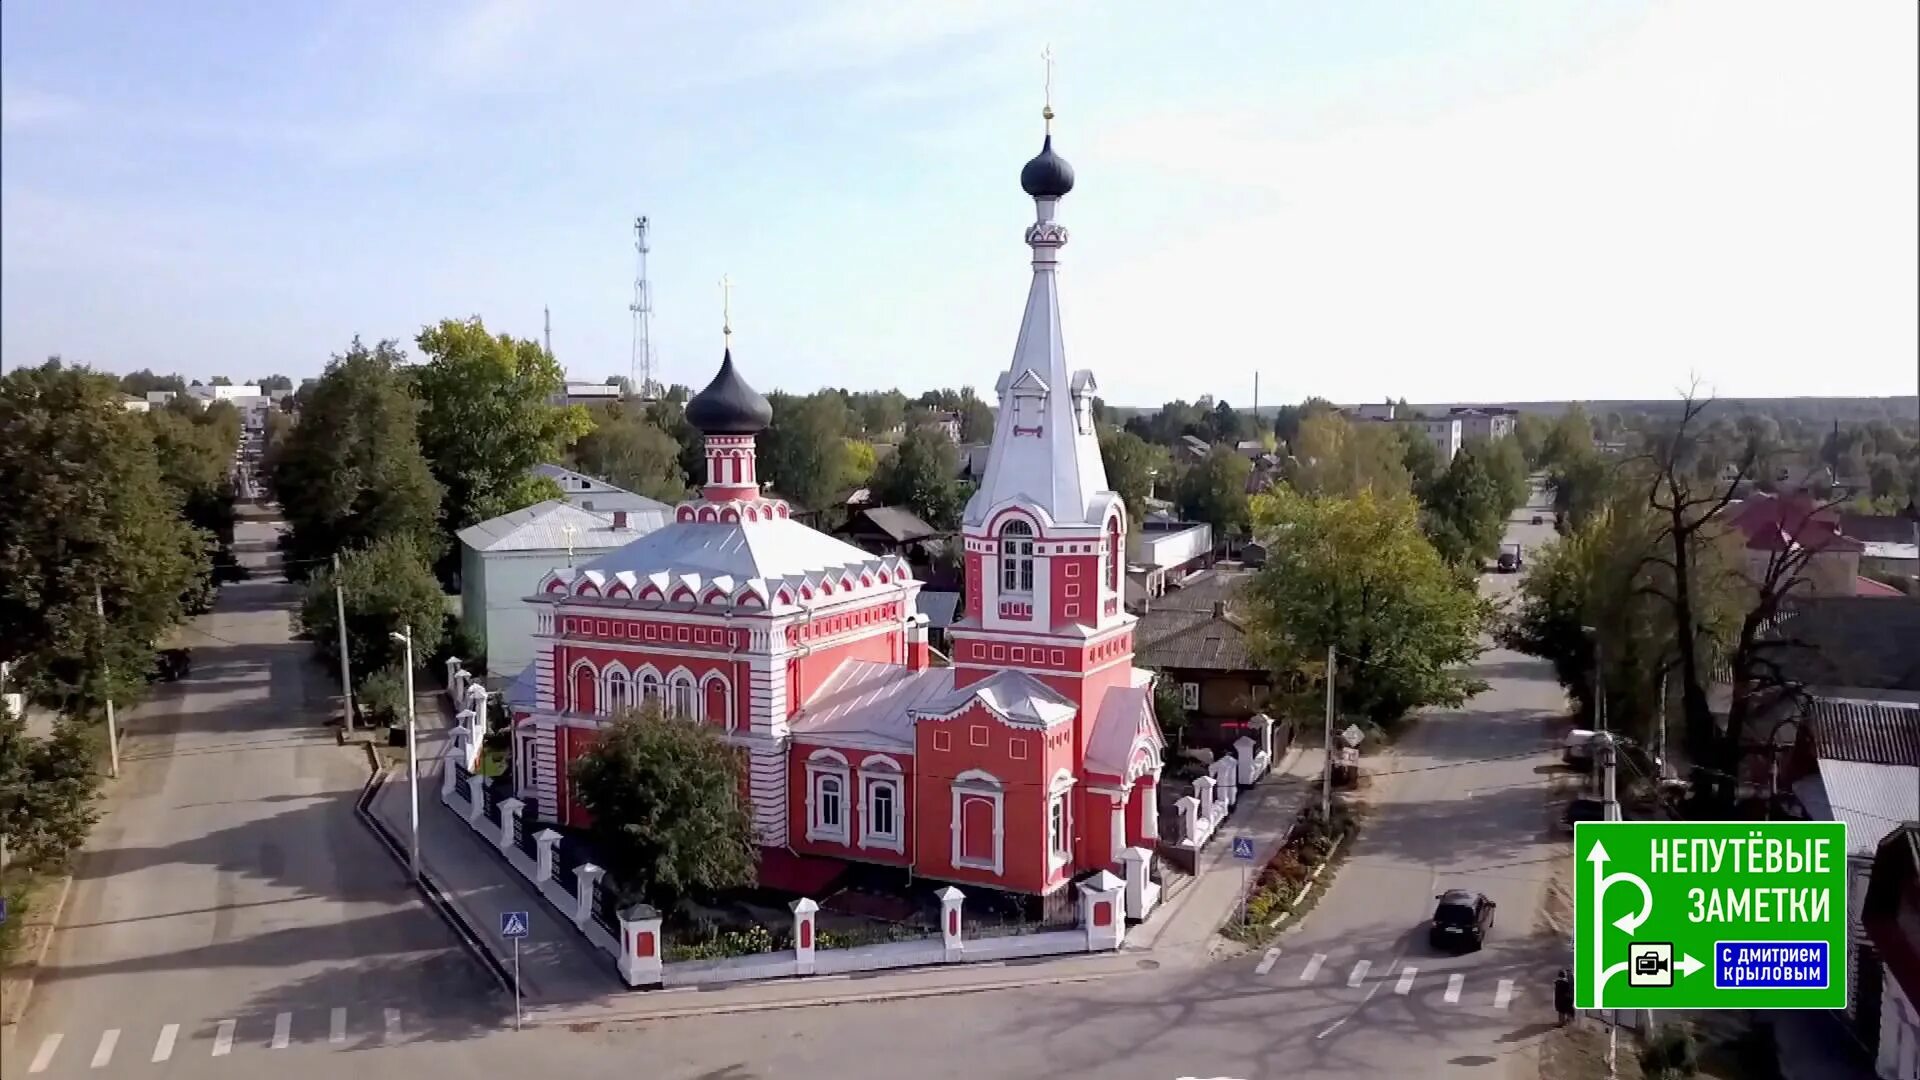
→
(1676, 954, 1705, 979)
(1588, 839, 1656, 1007)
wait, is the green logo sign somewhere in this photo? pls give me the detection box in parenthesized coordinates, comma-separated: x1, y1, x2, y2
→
(1574, 820, 1847, 1010)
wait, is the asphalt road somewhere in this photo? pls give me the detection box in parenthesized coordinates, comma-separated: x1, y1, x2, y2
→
(4, 507, 494, 1079)
(6, 490, 1570, 1080)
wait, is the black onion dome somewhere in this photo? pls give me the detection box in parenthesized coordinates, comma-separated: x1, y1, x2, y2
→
(685, 349, 773, 435)
(1020, 134, 1075, 199)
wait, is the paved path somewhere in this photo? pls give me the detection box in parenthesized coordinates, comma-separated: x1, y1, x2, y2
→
(2, 508, 498, 1078)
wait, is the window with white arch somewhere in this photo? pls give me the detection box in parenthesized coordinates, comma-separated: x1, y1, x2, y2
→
(1000, 519, 1035, 594)
(951, 770, 1005, 876)
(669, 676, 696, 719)
(806, 750, 851, 844)
(639, 671, 661, 707)
(859, 757, 905, 853)
(604, 669, 630, 713)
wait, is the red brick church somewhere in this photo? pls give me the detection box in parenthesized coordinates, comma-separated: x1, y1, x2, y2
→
(506, 120, 1166, 897)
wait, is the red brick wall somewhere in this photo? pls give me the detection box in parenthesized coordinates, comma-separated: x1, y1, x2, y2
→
(786, 742, 913, 867)
(1049, 554, 1099, 631)
(913, 702, 1050, 893)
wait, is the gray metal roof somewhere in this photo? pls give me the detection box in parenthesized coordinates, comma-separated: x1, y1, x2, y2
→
(790, 661, 956, 750)
(1764, 598, 1920, 691)
(1796, 761, 1919, 858)
(457, 500, 653, 553)
(1809, 698, 1920, 766)
(916, 590, 962, 630)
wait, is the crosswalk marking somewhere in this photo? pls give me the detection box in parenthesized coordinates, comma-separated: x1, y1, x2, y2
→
(1495, 978, 1516, 1010)
(1254, 947, 1281, 976)
(91, 1028, 120, 1068)
(272, 1011, 292, 1049)
(331, 1006, 348, 1043)
(213, 1018, 237, 1057)
(30, 1033, 62, 1074)
(1445, 974, 1464, 1003)
(153, 1024, 179, 1063)
(1299, 953, 1325, 981)
(385, 1007, 402, 1042)
(1347, 960, 1371, 988)
(1395, 966, 1417, 995)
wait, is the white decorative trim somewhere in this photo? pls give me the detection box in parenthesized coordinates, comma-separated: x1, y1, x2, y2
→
(567, 658, 600, 714)
(951, 770, 1005, 876)
(1047, 769, 1076, 871)
(805, 752, 850, 845)
(858, 758, 905, 854)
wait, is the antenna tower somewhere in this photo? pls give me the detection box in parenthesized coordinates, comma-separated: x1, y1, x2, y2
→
(629, 216, 656, 400)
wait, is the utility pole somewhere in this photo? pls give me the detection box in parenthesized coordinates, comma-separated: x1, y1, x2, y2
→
(543, 305, 553, 358)
(1323, 643, 1336, 820)
(334, 554, 354, 734)
(94, 586, 120, 779)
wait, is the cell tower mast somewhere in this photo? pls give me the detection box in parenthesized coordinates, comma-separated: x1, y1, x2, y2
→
(629, 216, 656, 400)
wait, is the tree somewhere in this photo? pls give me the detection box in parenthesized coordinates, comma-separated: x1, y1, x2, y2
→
(842, 439, 879, 490)
(570, 406, 689, 503)
(118, 369, 187, 396)
(1420, 445, 1510, 568)
(1243, 487, 1488, 725)
(209, 375, 233, 386)
(850, 390, 908, 439)
(1, 359, 208, 716)
(271, 339, 442, 574)
(1513, 413, 1553, 468)
(1151, 673, 1191, 750)
(1541, 404, 1596, 469)
(411, 317, 592, 535)
(1284, 413, 1411, 499)
(759, 391, 859, 509)
(256, 374, 294, 393)
(1099, 427, 1167, 521)
(0, 711, 98, 871)
(297, 536, 446, 687)
(1399, 426, 1443, 492)
(1177, 446, 1252, 538)
(1272, 397, 1336, 449)
(570, 703, 757, 909)
(871, 425, 963, 529)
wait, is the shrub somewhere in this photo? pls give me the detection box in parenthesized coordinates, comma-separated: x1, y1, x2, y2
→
(664, 923, 784, 962)
(1268, 850, 1309, 884)
(1640, 1027, 1699, 1078)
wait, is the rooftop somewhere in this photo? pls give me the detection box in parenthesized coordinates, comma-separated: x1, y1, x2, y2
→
(1763, 597, 1920, 691)
(1808, 697, 1920, 766)
(457, 499, 652, 554)
(791, 660, 956, 751)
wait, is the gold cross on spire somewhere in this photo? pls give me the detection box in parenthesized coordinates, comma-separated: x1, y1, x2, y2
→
(720, 273, 733, 344)
(1041, 44, 1055, 130)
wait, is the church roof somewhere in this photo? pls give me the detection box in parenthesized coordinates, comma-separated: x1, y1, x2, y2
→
(912, 669, 1077, 730)
(791, 660, 957, 751)
(1084, 673, 1164, 781)
(685, 349, 773, 435)
(457, 499, 648, 554)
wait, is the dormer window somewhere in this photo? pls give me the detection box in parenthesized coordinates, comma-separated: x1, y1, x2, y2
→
(1007, 370, 1049, 437)
(1070, 370, 1098, 436)
(1000, 520, 1035, 594)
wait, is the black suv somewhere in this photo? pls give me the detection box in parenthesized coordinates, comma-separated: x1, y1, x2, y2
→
(1430, 889, 1495, 952)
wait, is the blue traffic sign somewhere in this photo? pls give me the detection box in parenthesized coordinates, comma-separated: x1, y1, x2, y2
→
(1232, 836, 1256, 861)
(500, 910, 529, 938)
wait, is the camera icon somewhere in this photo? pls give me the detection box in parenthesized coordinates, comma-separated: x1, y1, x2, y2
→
(1628, 942, 1674, 987)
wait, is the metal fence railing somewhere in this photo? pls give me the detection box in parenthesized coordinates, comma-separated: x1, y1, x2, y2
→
(591, 879, 620, 938)
(452, 761, 474, 803)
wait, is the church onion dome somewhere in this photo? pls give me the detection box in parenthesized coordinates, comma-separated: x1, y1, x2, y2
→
(1020, 133, 1075, 200)
(685, 349, 773, 435)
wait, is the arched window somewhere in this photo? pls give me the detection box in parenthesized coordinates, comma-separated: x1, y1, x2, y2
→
(640, 672, 661, 707)
(605, 669, 630, 713)
(704, 678, 730, 729)
(570, 663, 598, 715)
(817, 776, 844, 830)
(670, 677, 697, 719)
(999, 519, 1035, 594)
(1107, 517, 1122, 593)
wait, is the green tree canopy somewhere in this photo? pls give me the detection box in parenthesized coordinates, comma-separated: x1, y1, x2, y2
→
(569, 404, 689, 503)
(870, 424, 963, 529)
(1100, 426, 1168, 521)
(256, 374, 295, 393)
(118, 369, 187, 396)
(1244, 487, 1489, 725)
(0, 710, 98, 871)
(1418, 438, 1531, 568)
(1, 359, 208, 715)
(271, 339, 442, 574)
(297, 536, 446, 687)
(1177, 445, 1252, 537)
(411, 317, 592, 533)
(1284, 413, 1412, 499)
(759, 391, 860, 509)
(570, 704, 757, 909)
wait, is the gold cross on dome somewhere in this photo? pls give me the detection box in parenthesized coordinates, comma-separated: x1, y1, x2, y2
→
(1041, 44, 1056, 127)
(720, 274, 733, 342)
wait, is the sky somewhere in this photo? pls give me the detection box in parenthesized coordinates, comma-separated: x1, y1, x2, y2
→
(3, 0, 1915, 407)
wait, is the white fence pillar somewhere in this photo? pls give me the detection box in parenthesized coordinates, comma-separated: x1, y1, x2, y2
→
(936, 886, 966, 962)
(497, 797, 523, 852)
(1079, 870, 1127, 951)
(1120, 846, 1160, 922)
(444, 657, 462, 703)
(618, 903, 664, 988)
(573, 864, 605, 928)
(1211, 757, 1237, 813)
(1252, 712, 1276, 760)
(440, 744, 460, 800)
(1139, 778, 1160, 843)
(534, 828, 561, 882)
(792, 897, 819, 976)
(1176, 794, 1202, 848)
(1193, 775, 1216, 828)
(1234, 735, 1261, 786)
(466, 683, 491, 741)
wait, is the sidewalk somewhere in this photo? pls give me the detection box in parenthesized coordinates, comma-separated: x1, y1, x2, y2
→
(1128, 743, 1322, 956)
(367, 701, 620, 1007)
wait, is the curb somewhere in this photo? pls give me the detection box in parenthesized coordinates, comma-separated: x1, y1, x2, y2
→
(0, 873, 75, 1028)
(351, 763, 514, 995)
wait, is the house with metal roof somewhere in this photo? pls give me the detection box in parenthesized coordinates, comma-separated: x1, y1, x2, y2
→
(1865, 824, 1920, 1080)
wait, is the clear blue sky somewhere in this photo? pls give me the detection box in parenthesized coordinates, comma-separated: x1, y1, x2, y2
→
(4, 1, 1915, 406)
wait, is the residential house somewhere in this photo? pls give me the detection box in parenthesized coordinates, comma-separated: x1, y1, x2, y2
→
(120, 395, 151, 412)
(1346, 403, 1463, 462)
(458, 500, 661, 681)
(1130, 514, 1213, 583)
(1761, 596, 1920, 702)
(1447, 406, 1517, 443)
(1782, 698, 1920, 1035)
(1864, 824, 1920, 1079)
(533, 463, 676, 519)
(1726, 493, 1894, 599)
(1132, 569, 1284, 752)
(1178, 434, 1210, 460)
(553, 382, 625, 407)
(507, 124, 1167, 898)
(835, 505, 953, 587)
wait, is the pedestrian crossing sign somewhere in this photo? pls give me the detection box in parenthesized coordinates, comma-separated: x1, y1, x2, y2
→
(1232, 836, 1256, 860)
(500, 911, 529, 938)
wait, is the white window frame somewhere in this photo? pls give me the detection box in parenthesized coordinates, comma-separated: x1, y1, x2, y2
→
(1047, 769, 1076, 871)
(1000, 520, 1035, 595)
(700, 673, 732, 731)
(806, 750, 851, 844)
(859, 755, 905, 853)
(950, 769, 1005, 876)
(1181, 682, 1201, 711)
(669, 673, 697, 719)
(603, 667, 630, 713)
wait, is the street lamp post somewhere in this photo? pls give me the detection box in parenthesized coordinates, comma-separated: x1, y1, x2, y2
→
(390, 628, 421, 881)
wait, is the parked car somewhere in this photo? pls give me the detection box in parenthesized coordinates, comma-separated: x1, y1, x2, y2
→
(1495, 543, 1524, 573)
(1430, 889, 1496, 952)
(1562, 729, 1598, 770)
